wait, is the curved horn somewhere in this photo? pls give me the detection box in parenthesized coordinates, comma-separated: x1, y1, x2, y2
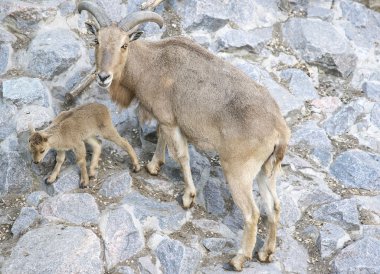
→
(77, 1, 111, 27)
(118, 11, 164, 32)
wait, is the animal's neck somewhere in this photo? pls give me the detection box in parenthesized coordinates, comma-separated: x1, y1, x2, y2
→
(109, 41, 156, 108)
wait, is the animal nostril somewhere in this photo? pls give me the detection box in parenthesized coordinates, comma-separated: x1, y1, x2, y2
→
(98, 72, 110, 82)
(33, 161, 38, 164)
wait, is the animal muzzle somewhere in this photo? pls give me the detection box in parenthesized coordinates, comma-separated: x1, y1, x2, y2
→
(96, 72, 113, 88)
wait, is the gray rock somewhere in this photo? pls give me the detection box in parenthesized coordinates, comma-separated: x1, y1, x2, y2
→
(2, 225, 103, 274)
(0, 27, 17, 44)
(150, 234, 202, 274)
(302, 225, 320, 244)
(2, 77, 50, 108)
(138, 256, 158, 274)
(279, 192, 302, 229)
(11, 207, 40, 238)
(170, 0, 287, 32)
(192, 219, 236, 239)
(228, 57, 303, 115)
(340, 0, 380, 48)
(58, 0, 76, 16)
(115, 266, 135, 274)
(362, 225, 380, 240)
(26, 191, 50, 207)
(47, 166, 80, 195)
(201, 261, 282, 274)
(27, 29, 81, 80)
(203, 177, 227, 217)
(215, 26, 273, 54)
(0, 103, 17, 141)
(330, 149, 380, 191)
(323, 100, 364, 136)
(275, 231, 309, 274)
(40, 193, 99, 225)
(279, 68, 319, 101)
(16, 105, 54, 133)
(363, 81, 380, 101)
(307, 6, 334, 21)
(283, 18, 357, 78)
(99, 170, 132, 198)
(312, 198, 361, 231)
(356, 195, 380, 224)
(0, 150, 33, 197)
(290, 121, 333, 167)
(0, 44, 11, 74)
(202, 237, 236, 252)
(371, 103, 380, 128)
(2, 4, 57, 36)
(223, 203, 244, 231)
(99, 205, 144, 270)
(333, 237, 380, 274)
(123, 192, 188, 232)
(317, 223, 351, 258)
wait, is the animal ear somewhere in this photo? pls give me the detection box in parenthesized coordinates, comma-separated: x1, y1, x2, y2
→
(85, 21, 98, 35)
(129, 31, 144, 41)
(28, 123, 35, 134)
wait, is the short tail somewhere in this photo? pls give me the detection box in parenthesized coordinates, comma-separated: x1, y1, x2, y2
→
(262, 133, 289, 178)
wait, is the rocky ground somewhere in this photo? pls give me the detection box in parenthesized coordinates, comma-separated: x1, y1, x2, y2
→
(1, 0, 380, 273)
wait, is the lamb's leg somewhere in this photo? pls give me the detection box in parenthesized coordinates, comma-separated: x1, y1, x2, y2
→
(221, 158, 262, 271)
(160, 125, 196, 208)
(46, 150, 65, 184)
(86, 137, 102, 179)
(257, 169, 281, 262)
(146, 126, 166, 175)
(102, 126, 141, 172)
(74, 142, 89, 188)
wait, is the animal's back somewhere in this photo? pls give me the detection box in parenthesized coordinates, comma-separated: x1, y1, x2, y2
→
(151, 37, 288, 150)
(52, 103, 110, 140)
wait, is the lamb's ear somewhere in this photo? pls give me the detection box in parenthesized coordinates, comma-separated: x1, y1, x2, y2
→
(129, 31, 144, 41)
(28, 123, 35, 134)
(85, 21, 98, 35)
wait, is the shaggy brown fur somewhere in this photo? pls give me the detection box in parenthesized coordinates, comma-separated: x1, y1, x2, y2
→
(83, 21, 290, 271)
(28, 103, 140, 188)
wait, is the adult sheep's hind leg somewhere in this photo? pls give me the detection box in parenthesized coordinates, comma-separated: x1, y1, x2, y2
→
(160, 125, 196, 208)
(221, 158, 262, 271)
(256, 168, 281, 263)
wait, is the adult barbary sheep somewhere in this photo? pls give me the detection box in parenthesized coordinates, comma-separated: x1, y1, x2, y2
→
(78, 1, 290, 271)
(28, 103, 140, 188)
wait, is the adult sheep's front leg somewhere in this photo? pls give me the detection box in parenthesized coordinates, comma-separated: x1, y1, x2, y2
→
(160, 125, 196, 208)
(74, 142, 90, 188)
(46, 150, 66, 184)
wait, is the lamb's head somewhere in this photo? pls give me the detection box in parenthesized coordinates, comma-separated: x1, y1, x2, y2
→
(28, 126, 50, 164)
(78, 1, 164, 88)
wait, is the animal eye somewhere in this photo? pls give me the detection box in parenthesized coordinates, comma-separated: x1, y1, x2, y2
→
(40, 150, 45, 153)
(93, 38, 99, 46)
(121, 44, 128, 49)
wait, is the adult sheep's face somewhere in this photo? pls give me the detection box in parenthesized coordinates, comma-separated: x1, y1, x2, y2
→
(78, 1, 164, 89)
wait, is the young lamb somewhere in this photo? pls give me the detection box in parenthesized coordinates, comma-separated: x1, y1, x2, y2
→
(28, 102, 141, 188)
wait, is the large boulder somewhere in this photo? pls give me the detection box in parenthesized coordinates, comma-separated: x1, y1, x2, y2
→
(39, 193, 100, 225)
(2, 77, 50, 108)
(289, 121, 333, 168)
(333, 237, 380, 273)
(330, 149, 380, 191)
(282, 18, 357, 78)
(0, 103, 17, 141)
(99, 205, 144, 270)
(317, 223, 351, 258)
(2, 225, 103, 274)
(27, 29, 82, 80)
(170, 0, 287, 32)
